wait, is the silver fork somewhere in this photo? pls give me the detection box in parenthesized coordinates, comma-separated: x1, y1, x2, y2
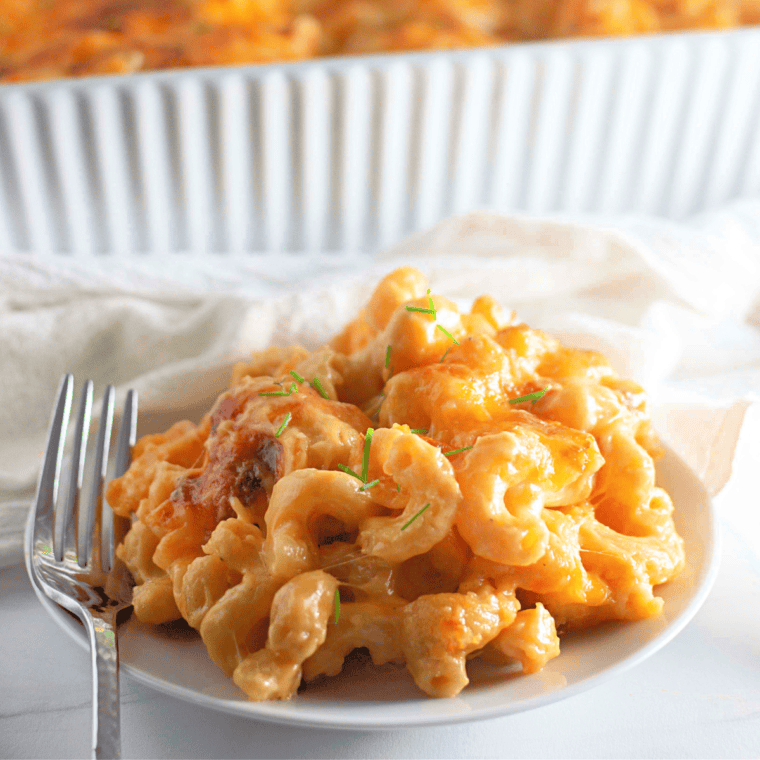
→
(25, 375, 137, 760)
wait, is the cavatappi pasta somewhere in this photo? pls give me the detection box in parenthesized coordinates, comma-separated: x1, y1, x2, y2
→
(1, 0, 759, 84)
(106, 266, 685, 700)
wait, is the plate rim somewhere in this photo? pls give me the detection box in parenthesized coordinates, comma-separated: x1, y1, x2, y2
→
(26, 442, 722, 730)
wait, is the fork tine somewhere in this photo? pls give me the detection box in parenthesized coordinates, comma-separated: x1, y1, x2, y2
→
(33, 375, 74, 554)
(54, 380, 93, 562)
(102, 389, 137, 573)
(111, 390, 138, 480)
(79, 385, 115, 569)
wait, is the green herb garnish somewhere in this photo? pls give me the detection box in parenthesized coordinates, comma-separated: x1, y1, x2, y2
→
(401, 503, 430, 531)
(508, 386, 549, 405)
(405, 306, 436, 315)
(436, 324, 458, 344)
(334, 588, 340, 625)
(440, 345, 452, 363)
(427, 289, 437, 318)
(290, 369, 305, 383)
(360, 479, 380, 492)
(259, 382, 297, 397)
(385, 345, 391, 369)
(311, 377, 329, 399)
(409, 428, 428, 435)
(361, 428, 374, 483)
(338, 464, 363, 482)
(274, 412, 291, 438)
(443, 446, 473, 456)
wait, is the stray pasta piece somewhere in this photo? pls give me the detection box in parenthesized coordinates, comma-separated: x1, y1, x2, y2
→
(107, 266, 685, 700)
(485, 603, 561, 674)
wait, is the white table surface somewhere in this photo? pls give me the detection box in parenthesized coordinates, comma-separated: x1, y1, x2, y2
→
(3, 453, 760, 760)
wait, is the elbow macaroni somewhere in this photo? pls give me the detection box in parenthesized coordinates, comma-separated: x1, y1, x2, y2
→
(107, 266, 685, 701)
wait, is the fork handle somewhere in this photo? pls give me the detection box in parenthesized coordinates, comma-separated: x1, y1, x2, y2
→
(84, 612, 121, 760)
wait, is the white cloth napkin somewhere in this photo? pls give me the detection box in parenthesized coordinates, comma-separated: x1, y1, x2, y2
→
(3, 202, 760, 569)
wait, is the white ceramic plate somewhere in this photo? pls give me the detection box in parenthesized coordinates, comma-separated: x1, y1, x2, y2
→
(30, 443, 719, 730)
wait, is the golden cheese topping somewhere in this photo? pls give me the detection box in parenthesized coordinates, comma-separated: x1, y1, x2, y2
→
(2, 0, 758, 84)
(107, 266, 685, 701)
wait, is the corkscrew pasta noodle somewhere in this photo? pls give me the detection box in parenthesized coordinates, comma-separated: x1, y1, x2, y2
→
(107, 266, 685, 701)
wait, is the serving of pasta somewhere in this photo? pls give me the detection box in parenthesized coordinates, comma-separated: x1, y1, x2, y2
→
(106, 266, 685, 702)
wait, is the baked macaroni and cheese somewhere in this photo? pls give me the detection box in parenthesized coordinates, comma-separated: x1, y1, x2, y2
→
(2, 0, 759, 83)
(106, 267, 685, 700)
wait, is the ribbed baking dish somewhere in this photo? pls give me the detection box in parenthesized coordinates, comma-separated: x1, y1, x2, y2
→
(1, 27, 760, 256)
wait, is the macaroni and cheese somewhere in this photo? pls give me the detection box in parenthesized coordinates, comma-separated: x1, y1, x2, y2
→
(106, 267, 685, 700)
(1, 0, 758, 83)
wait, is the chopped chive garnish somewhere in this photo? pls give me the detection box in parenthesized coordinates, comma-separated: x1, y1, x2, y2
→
(409, 428, 428, 435)
(360, 479, 380, 492)
(401, 503, 430, 531)
(427, 289, 437, 317)
(443, 446, 473, 456)
(334, 588, 340, 625)
(385, 345, 392, 369)
(436, 324, 459, 344)
(311, 377, 329, 399)
(259, 381, 298, 397)
(338, 464, 363, 482)
(274, 412, 291, 438)
(361, 428, 374, 483)
(440, 345, 452, 363)
(405, 306, 436, 315)
(508, 386, 549, 405)
(397, 484, 401, 492)
(290, 369, 305, 383)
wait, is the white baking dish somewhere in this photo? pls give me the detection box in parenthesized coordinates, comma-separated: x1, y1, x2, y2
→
(1, 27, 759, 256)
